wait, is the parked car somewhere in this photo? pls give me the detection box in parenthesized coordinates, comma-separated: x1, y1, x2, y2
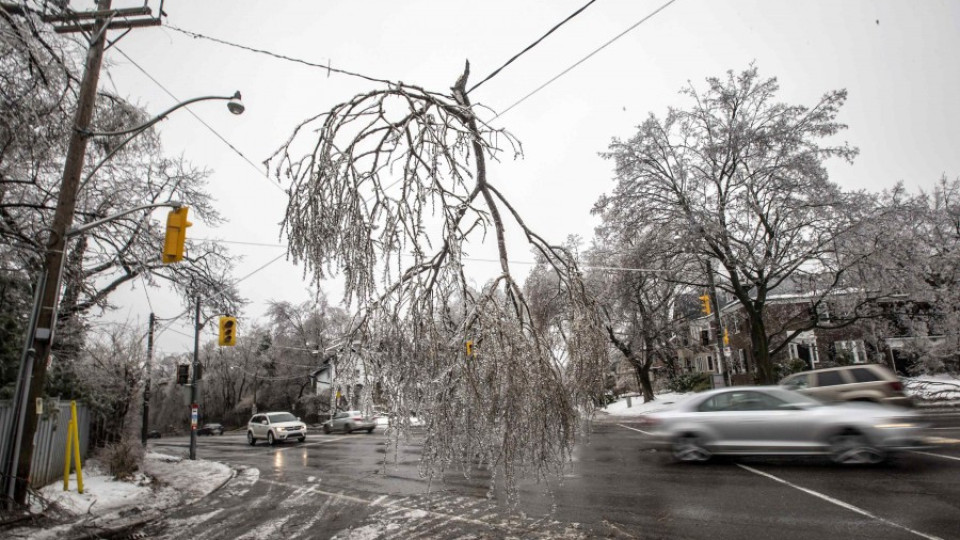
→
(197, 423, 224, 436)
(640, 386, 928, 464)
(780, 364, 912, 407)
(146, 430, 162, 439)
(322, 410, 376, 434)
(247, 412, 307, 446)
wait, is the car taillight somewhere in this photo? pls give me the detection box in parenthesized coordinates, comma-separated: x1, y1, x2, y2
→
(889, 381, 903, 392)
(638, 415, 660, 427)
(353, 416, 363, 422)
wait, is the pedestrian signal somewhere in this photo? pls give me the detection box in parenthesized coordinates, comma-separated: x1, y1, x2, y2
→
(176, 364, 189, 385)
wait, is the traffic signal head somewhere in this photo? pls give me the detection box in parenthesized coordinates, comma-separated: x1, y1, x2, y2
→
(176, 364, 189, 385)
(219, 316, 237, 346)
(699, 294, 712, 315)
(162, 207, 192, 264)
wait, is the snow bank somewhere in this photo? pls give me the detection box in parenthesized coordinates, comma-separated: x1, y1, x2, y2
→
(904, 374, 960, 405)
(15, 451, 233, 540)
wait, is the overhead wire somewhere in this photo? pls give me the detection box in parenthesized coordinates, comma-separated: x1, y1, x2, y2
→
(467, 0, 600, 95)
(492, 0, 680, 120)
(164, 24, 393, 86)
(110, 46, 285, 195)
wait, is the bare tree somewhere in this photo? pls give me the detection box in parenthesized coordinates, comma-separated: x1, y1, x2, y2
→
(269, 63, 608, 491)
(586, 225, 695, 402)
(597, 65, 868, 384)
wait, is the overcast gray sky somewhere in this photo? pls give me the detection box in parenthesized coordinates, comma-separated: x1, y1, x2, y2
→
(85, 0, 960, 355)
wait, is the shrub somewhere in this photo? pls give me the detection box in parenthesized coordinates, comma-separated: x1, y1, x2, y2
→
(99, 438, 144, 480)
(666, 372, 711, 393)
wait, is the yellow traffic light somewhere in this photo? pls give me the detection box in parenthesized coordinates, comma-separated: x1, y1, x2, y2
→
(699, 294, 712, 315)
(723, 328, 730, 345)
(218, 316, 237, 346)
(466, 340, 474, 356)
(162, 207, 192, 264)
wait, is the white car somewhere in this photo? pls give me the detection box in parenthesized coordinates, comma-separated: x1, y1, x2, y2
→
(247, 412, 307, 446)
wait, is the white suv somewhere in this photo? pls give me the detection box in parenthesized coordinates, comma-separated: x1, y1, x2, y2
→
(247, 412, 307, 446)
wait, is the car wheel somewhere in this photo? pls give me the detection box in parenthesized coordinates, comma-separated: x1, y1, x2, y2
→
(344, 423, 353, 434)
(298, 435, 306, 443)
(829, 429, 885, 464)
(268, 431, 276, 446)
(247, 431, 256, 446)
(366, 428, 374, 434)
(672, 433, 711, 463)
(323, 424, 331, 434)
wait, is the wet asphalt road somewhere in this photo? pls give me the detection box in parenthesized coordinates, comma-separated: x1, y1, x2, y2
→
(143, 413, 960, 539)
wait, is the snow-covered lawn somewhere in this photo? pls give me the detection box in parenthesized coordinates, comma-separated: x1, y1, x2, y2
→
(601, 392, 691, 416)
(13, 451, 232, 540)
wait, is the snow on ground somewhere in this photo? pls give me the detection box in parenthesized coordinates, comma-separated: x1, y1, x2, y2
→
(905, 374, 960, 404)
(601, 392, 691, 417)
(12, 451, 232, 540)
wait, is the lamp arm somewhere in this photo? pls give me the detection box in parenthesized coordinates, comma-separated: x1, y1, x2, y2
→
(66, 201, 182, 238)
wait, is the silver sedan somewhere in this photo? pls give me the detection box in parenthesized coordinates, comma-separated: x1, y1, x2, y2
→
(640, 386, 930, 464)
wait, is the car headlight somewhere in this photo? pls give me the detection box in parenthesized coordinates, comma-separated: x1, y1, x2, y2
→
(874, 423, 915, 429)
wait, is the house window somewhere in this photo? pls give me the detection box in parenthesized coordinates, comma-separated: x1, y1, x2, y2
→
(700, 329, 710, 346)
(788, 341, 820, 368)
(835, 340, 867, 364)
(707, 356, 714, 371)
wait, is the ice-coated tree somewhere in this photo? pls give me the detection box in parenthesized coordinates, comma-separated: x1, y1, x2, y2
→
(585, 224, 696, 402)
(596, 65, 867, 384)
(0, 11, 242, 395)
(269, 62, 608, 491)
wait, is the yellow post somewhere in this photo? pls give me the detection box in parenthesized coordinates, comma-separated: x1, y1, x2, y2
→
(62, 413, 74, 491)
(62, 401, 84, 493)
(71, 401, 83, 494)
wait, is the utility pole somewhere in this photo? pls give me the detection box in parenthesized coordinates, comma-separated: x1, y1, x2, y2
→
(13, 0, 113, 505)
(704, 259, 729, 385)
(141, 312, 155, 445)
(190, 295, 201, 460)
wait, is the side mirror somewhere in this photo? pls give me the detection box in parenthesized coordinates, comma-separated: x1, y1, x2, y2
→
(297, 417, 301, 421)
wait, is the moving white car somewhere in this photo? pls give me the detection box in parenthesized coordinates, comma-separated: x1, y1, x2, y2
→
(639, 386, 929, 464)
(322, 410, 376, 434)
(247, 412, 307, 446)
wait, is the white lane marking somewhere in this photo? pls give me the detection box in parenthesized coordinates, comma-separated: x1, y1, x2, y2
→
(618, 424, 653, 435)
(737, 464, 943, 540)
(911, 450, 960, 462)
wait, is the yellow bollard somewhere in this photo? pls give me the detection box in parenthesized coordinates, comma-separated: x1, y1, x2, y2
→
(62, 401, 84, 493)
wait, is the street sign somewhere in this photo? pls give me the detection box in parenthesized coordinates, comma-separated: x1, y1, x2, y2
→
(191, 404, 198, 430)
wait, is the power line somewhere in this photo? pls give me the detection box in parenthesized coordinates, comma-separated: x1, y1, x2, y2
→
(111, 46, 285, 195)
(493, 0, 680, 121)
(163, 24, 392, 86)
(468, 0, 600, 95)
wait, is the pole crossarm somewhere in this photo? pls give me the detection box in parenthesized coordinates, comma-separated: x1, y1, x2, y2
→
(66, 201, 182, 238)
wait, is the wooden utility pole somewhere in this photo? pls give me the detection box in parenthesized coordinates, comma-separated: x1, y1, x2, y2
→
(141, 312, 155, 445)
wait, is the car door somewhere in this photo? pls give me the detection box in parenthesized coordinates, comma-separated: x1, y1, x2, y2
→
(698, 390, 794, 452)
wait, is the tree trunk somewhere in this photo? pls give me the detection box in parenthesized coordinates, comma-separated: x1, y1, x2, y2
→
(748, 311, 775, 384)
(638, 361, 654, 403)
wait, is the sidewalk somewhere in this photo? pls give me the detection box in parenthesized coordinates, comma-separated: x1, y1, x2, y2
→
(4, 451, 233, 540)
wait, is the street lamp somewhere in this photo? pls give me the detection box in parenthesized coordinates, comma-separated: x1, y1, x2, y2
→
(3, 91, 244, 506)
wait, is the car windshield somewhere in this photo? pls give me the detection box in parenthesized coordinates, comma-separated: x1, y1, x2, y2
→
(268, 412, 297, 423)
